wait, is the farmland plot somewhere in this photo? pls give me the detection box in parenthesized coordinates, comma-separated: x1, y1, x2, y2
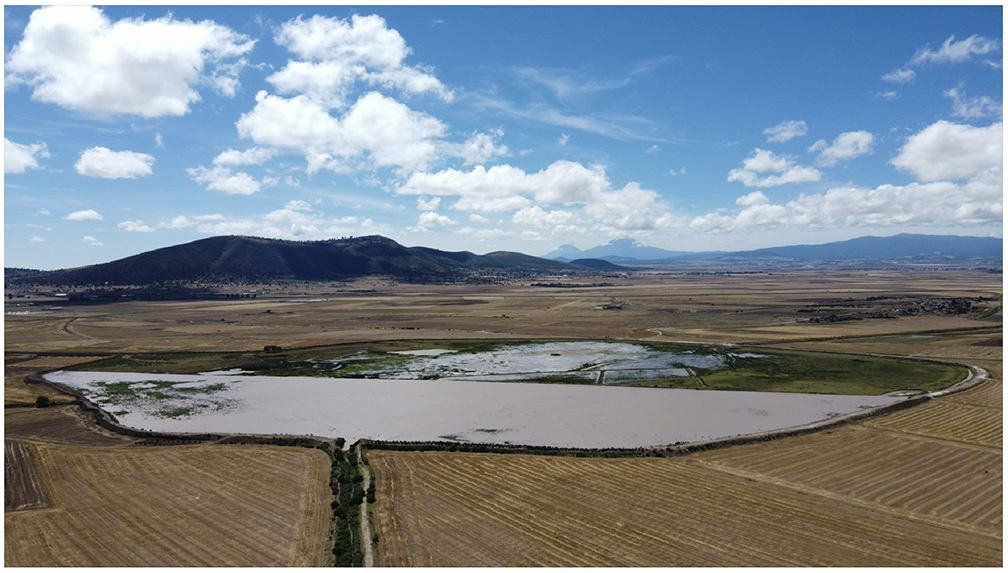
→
(369, 451, 1001, 567)
(4, 441, 47, 512)
(695, 425, 1002, 533)
(4, 445, 330, 567)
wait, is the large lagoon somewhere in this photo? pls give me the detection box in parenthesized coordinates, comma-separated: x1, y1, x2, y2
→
(46, 370, 900, 448)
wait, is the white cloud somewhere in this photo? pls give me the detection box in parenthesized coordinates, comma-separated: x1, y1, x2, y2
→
(161, 215, 196, 229)
(29, 237, 44, 243)
(4, 138, 50, 174)
(284, 200, 314, 212)
(455, 129, 510, 166)
(909, 34, 1000, 67)
(890, 120, 1002, 183)
(117, 220, 155, 232)
(416, 196, 441, 211)
(811, 131, 874, 167)
(944, 85, 1002, 119)
(37, 209, 50, 216)
(271, 14, 452, 108)
(236, 90, 446, 174)
(457, 227, 510, 240)
(397, 160, 676, 232)
(410, 211, 455, 232)
(875, 91, 898, 100)
(646, 145, 661, 154)
(212, 147, 278, 166)
(558, 133, 570, 146)
(735, 191, 770, 206)
(64, 209, 103, 221)
(512, 206, 580, 228)
(763, 120, 808, 143)
(692, 175, 1001, 233)
(189, 202, 392, 240)
(155, 133, 164, 148)
(727, 149, 821, 187)
(75, 147, 155, 179)
(82, 235, 103, 246)
(882, 68, 915, 83)
(469, 214, 489, 224)
(5, 6, 254, 117)
(740, 149, 791, 173)
(187, 165, 262, 195)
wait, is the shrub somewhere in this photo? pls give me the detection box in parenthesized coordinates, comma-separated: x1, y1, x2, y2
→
(35, 395, 51, 408)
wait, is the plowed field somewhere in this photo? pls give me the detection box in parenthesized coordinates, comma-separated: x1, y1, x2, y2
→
(4, 444, 330, 567)
(370, 379, 1003, 567)
(4, 441, 47, 512)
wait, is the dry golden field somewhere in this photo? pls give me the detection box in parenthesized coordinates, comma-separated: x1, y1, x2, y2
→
(369, 382, 1002, 567)
(5, 270, 1000, 354)
(4, 269, 1001, 566)
(4, 444, 331, 567)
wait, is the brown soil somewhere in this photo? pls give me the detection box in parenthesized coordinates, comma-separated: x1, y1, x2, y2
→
(4, 441, 47, 512)
(4, 406, 135, 447)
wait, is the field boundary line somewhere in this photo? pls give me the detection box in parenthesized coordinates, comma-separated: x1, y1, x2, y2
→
(690, 458, 1004, 541)
(859, 424, 1002, 453)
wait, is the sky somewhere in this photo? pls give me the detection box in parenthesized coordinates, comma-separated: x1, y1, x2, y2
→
(4, 5, 1003, 270)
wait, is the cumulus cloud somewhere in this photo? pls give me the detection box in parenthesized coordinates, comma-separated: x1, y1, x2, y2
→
(727, 149, 821, 187)
(269, 13, 452, 109)
(944, 85, 1002, 119)
(117, 220, 154, 232)
(5, 6, 254, 117)
(909, 34, 1001, 66)
(30, 237, 45, 243)
(890, 120, 1002, 183)
(236, 90, 445, 174)
(810, 131, 874, 167)
(416, 196, 441, 211)
(457, 227, 510, 240)
(212, 147, 278, 166)
(396, 160, 676, 232)
(454, 129, 510, 165)
(187, 165, 266, 195)
(75, 147, 155, 179)
(512, 206, 580, 228)
(4, 138, 50, 174)
(409, 211, 455, 232)
(64, 209, 103, 221)
(82, 235, 103, 246)
(763, 120, 808, 143)
(174, 202, 392, 240)
(691, 176, 1001, 233)
(695, 121, 1002, 233)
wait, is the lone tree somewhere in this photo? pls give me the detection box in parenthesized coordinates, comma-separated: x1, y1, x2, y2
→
(35, 395, 51, 408)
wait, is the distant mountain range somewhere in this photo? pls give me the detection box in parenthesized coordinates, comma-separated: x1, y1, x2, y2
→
(546, 238, 716, 263)
(7, 235, 581, 287)
(547, 234, 1002, 265)
(5, 233, 1001, 289)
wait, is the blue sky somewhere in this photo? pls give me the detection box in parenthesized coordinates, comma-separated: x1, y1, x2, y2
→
(4, 5, 1003, 270)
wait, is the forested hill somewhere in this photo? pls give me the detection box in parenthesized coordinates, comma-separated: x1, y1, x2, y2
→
(6, 235, 574, 287)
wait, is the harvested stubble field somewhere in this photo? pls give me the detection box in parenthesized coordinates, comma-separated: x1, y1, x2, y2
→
(4, 444, 331, 567)
(4, 268, 1001, 566)
(370, 378, 1002, 567)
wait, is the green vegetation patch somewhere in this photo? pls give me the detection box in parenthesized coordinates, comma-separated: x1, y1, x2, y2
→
(694, 349, 966, 395)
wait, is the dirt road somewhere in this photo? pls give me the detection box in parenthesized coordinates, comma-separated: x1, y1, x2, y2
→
(357, 445, 375, 567)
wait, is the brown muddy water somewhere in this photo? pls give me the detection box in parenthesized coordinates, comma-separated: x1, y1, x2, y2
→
(45, 370, 899, 448)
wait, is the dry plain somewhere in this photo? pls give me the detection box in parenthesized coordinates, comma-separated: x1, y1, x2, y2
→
(4, 269, 1002, 566)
